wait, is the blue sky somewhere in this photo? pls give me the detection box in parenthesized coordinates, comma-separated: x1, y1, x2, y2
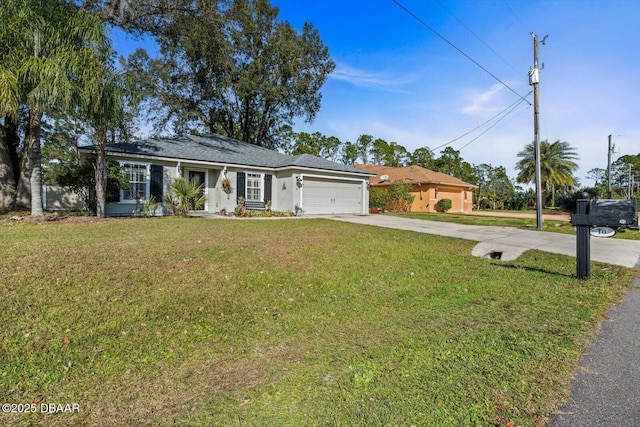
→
(112, 0, 640, 185)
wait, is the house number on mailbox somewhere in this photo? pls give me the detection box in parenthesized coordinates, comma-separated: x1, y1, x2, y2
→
(590, 226, 616, 238)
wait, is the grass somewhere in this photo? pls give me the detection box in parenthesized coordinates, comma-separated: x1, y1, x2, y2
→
(398, 211, 640, 240)
(0, 217, 636, 426)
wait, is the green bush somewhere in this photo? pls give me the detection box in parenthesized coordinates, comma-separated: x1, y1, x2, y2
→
(369, 187, 390, 209)
(165, 178, 206, 216)
(47, 155, 129, 213)
(387, 181, 415, 212)
(435, 198, 452, 212)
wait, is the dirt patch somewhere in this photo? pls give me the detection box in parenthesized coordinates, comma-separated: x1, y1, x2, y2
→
(1, 212, 102, 223)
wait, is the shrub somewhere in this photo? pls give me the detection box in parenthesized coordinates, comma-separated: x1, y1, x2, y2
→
(134, 196, 161, 217)
(48, 155, 129, 214)
(387, 181, 415, 212)
(435, 198, 452, 212)
(557, 188, 601, 213)
(165, 178, 205, 217)
(369, 187, 390, 209)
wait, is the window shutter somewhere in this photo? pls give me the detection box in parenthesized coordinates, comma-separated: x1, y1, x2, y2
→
(150, 165, 163, 200)
(237, 172, 246, 198)
(264, 174, 272, 203)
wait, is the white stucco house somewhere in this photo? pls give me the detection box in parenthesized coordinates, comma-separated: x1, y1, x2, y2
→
(78, 133, 373, 216)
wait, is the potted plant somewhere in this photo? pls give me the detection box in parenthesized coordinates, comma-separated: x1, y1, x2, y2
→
(294, 204, 303, 217)
(234, 197, 246, 217)
(221, 177, 232, 194)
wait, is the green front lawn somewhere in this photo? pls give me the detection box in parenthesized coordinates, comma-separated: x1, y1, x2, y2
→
(0, 217, 635, 426)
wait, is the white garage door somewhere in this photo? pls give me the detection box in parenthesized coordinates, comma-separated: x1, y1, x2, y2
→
(302, 178, 363, 214)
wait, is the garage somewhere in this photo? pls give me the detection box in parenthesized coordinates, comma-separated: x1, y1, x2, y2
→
(301, 177, 364, 214)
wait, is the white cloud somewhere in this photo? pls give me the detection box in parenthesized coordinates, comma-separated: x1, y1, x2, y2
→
(460, 83, 507, 117)
(330, 62, 412, 89)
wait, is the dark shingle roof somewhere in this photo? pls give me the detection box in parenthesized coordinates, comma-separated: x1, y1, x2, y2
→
(105, 134, 370, 175)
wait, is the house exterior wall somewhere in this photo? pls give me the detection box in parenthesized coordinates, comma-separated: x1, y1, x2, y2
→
(427, 184, 473, 213)
(104, 157, 177, 216)
(78, 151, 370, 216)
(386, 183, 474, 213)
(274, 171, 296, 213)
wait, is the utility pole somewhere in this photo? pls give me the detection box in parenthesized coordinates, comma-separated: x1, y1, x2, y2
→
(607, 134, 613, 198)
(628, 164, 632, 199)
(529, 33, 547, 230)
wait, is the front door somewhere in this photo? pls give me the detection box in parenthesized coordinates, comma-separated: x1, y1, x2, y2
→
(188, 170, 206, 211)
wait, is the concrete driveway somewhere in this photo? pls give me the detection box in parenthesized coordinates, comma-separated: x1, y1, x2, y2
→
(324, 214, 640, 269)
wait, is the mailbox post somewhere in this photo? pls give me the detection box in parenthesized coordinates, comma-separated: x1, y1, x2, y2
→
(570, 198, 638, 279)
(575, 199, 590, 279)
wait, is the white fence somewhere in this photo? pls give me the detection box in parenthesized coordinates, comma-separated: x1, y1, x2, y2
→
(42, 186, 84, 211)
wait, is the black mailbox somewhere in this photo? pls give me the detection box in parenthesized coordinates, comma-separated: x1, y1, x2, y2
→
(570, 198, 638, 279)
(571, 199, 638, 228)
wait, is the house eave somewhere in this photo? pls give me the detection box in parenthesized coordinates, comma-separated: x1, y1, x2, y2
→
(370, 179, 477, 190)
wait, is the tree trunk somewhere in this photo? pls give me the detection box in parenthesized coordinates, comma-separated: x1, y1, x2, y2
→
(16, 148, 32, 210)
(95, 138, 107, 218)
(28, 110, 44, 216)
(0, 124, 18, 211)
(541, 181, 548, 209)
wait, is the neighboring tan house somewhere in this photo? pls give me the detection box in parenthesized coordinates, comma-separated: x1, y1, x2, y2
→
(355, 164, 477, 213)
(78, 134, 374, 216)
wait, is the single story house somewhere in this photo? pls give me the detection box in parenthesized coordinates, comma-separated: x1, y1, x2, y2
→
(79, 134, 373, 216)
(355, 164, 477, 213)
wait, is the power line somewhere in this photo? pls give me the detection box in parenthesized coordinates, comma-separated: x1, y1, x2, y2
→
(457, 96, 530, 152)
(391, 0, 531, 106)
(430, 90, 532, 152)
(434, 0, 519, 74)
(502, 1, 531, 34)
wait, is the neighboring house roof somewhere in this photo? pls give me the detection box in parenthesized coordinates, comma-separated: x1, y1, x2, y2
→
(355, 164, 477, 189)
(93, 134, 372, 175)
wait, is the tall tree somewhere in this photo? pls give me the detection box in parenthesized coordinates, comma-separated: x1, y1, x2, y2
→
(123, 0, 334, 148)
(355, 134, 373, 164)
(515, 139, 579, 208)
(290, 132, 321, 157)
(433, 147, 477, 184)
(409, 147, 435, 169)
(474, 163, 514, 209)
(81, 0, 196, 32)
(611, 154, 640, 199)
(586, 167, 606, 187)
(0, 0, 110, 216)
(86, 66, 130, 218)
(371, 138, 408, 167)
(320, 135, 342, 162)
(341, 141, 358, 165)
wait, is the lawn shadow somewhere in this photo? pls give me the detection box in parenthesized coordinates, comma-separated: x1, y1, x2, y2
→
(491, 261, 576, 279)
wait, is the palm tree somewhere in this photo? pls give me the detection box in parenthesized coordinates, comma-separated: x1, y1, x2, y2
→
(0, 0, 109, 216)
(85, 67, 130, 218)
(515, 140, 579, 208)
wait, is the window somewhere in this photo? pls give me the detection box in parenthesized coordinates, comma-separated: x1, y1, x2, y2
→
(246, 173, 262, 201)
(121, 163, 148, 201)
